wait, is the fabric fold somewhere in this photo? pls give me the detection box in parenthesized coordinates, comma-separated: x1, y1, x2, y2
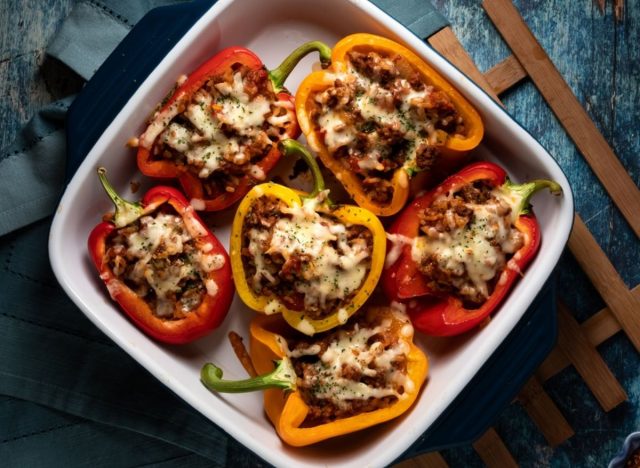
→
(47, 0, 185, 81)
(0, 97, 72, 237)
(370, 0, 448, 39)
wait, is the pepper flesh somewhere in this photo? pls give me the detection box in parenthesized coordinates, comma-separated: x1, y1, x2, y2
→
(88, 168, 234, 344)
(382, 162, 562, 336)
(200, 307, 428, 447)
(295, 33, 484, 216)
(137, 42, 331, 211)
(230, 139, 386, 335)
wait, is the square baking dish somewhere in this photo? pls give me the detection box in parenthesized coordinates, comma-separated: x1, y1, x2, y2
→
(49, 0, 574, 466)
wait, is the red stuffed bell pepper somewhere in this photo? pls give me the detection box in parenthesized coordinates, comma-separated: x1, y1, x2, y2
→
(383, 162, 562, 336)
(88, 168, 234, 344)
(137, 41, 331, 211)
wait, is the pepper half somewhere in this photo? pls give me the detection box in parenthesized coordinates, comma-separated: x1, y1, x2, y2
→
(88, 168, 234, 344)
(382, 162, 562, 336)
(230, 139, 386, 335)
(200, 307, 428, 446)
(137, 41, 331, 211)
(295, 33, 484, 216)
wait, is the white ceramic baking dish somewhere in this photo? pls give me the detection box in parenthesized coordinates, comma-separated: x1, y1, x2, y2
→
(49, 0, 574, 466)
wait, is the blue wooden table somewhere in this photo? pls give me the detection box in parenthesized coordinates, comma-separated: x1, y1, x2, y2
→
(1, 0, 637, 466)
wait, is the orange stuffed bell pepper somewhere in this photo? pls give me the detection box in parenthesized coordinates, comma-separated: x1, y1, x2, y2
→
(200, 306, 428, 446)
(229, 139, 386, 335)
(295, 33, 484, 216)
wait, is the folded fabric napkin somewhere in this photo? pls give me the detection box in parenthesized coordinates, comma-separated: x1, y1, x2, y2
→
(0, 0, 448, 465)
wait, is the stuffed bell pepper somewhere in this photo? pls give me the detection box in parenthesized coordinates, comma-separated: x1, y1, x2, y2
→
(383, 162, 562, 336)
(295, 33, 484, 216)
(88, 168, 234, 344)
(230, 139, 386, 335)
(200, 306, 428, 446)
(137, 41, 331, 211)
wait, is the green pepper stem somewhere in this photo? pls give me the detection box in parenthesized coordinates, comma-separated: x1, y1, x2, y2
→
(97, 167, 143, 228)
(200, 359, 296, 393)
(278, 139, 330, 202)
(505, 178, 563, 215)
(269, 40, 332, 92)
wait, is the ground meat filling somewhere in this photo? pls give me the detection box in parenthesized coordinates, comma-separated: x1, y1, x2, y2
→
(286, 311, 410, 426)
(310, 49, 466, 205)
(104, 207, 211, 319)
(412, 180, 524, 306)
(145, 63, 293, 196)
(241, 194, 373, 320)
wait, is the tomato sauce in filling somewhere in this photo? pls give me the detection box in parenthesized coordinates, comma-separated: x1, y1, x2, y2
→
(310, 49, 465, 204)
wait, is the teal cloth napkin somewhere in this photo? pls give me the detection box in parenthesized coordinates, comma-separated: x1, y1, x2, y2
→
(0, 0, 448, 465)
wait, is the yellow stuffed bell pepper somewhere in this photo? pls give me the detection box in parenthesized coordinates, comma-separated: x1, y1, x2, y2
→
(230, 139, 385, 335)
(295, 33, 484, 216)
(200, 306, 429, 446)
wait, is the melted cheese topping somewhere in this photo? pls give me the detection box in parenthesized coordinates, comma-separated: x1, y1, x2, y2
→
(214, 72, 272, 134)
(287, 318, 412, 406)
(200, 253, 226, 272)
(316, 63, 446, 173)
(385, 232, 413, 268)
(140, 100, 183, 149)
(122, 212, 221, 317)
(149, 71, 291, 179)
(247, 192, 370, 311)
(318, 110, 357, 150)
(411, 188, 523, 300)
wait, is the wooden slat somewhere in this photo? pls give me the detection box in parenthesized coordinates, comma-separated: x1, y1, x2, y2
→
(394, 451, 449, 468)
(568, 215, 640, 352)
(517, 376, 574, 447)
(536, 348, 570, 382)
(614, 0, 625, 22)
(483, 0, 640, 238)
(484, 55, 527, 95)
(581, 296, 626, 345)
(538, 306, 628, 382)
(472, 428, 518, 468)
(536, 286, 640, 381)
(555, 304, 627, 410)
(428, 27, 500, 103)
